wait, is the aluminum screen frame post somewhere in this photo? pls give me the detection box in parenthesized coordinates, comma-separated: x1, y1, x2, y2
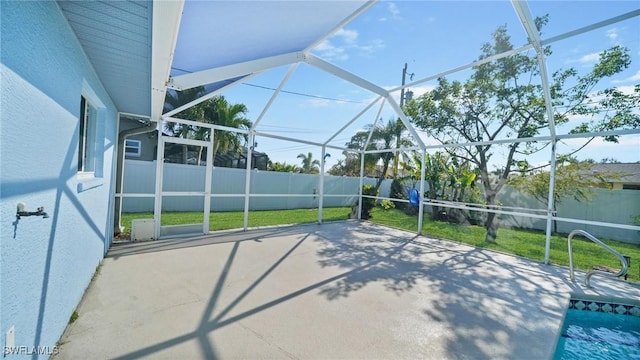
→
(318, 146, 327, 224)
(243, 132, 255, 231)
(417, 149, 426, 235)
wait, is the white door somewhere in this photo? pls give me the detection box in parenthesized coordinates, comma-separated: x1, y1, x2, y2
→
(154, 126, 213, 239)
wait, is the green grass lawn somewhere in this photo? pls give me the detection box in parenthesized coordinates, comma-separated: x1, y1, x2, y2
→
(370, 207, 640, 282)
(120, 206, 639, 282)
(121, 207, 352, 233)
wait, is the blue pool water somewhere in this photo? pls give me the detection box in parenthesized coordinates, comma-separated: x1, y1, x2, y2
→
(553, 309, 640, 360)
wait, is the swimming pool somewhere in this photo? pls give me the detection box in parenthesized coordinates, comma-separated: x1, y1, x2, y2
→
(553, 297, 640, 360)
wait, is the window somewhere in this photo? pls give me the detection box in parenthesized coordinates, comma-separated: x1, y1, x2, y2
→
(125, 139, 142, 157)
(78, 95, 98, 173)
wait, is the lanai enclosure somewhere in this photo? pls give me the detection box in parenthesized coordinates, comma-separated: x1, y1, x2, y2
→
(118, 0, 640, 250)
(1, 0, 639, 356)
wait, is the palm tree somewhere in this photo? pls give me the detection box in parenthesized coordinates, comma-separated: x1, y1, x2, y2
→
(164, 87, 206, 163)
(297, 152, 320, 174)
(164, 91, 252, 166)
(345, 131, 379, 176)
(390, 119, 412, 178)
(207, 97, 252, 165)
(344, 118, 415, 189)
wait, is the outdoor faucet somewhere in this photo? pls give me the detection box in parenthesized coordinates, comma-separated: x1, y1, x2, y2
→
(16, 203, 49, 220)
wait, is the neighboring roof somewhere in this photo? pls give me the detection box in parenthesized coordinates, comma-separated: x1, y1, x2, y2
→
(58, 1, 152, 116)
(589, 163, 640, 183)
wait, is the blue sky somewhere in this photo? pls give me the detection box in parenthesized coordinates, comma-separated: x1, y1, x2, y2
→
(218, 1, 640, 171)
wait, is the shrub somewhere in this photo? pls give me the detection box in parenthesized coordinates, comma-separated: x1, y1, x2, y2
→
(381, 199, 395, 210)
(360, 185, 378, 219)
(390, 179, 407, 202)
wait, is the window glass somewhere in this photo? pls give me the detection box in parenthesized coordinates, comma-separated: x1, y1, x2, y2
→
(78, 96, 98, 173)
(125, 139, 142, 157)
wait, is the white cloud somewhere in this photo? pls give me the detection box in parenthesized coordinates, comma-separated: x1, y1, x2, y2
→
(387, 2, 400, 18)
(314, 39, 349, 61)
(612, 70, 640, 84)
(578, 52, 600, 64)
(314, 29, 359, 61)
(605, 28, 619, 43)
(358, 38, 385, 53)
(335, 28, 358, 44)
(362, 85, 436, 108)
(560, 135, 640, 152)
(313, 28, 384, 61)
(407, 85, 434, 98)
(617, 85, 638, 95)
(305, 98, 332, 108)
(379, 2, 402, 22)
(566, 49, 604, 65)
(564, 113, 594, 124)
(563, 85, 638, 121)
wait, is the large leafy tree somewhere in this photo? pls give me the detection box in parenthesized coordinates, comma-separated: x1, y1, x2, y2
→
(405, 18, 638, 242)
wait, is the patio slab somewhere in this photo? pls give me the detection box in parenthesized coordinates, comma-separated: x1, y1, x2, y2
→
(54, 221, 640, 359)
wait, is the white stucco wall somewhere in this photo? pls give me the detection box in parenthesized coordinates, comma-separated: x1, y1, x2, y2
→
(1, 2, 118, 357)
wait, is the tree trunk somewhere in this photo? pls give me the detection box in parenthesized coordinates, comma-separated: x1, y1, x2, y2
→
(484, 193, 498, 242)
(374, 159, 391, 191)
(431, 205, 441, 220)
(485, 213, 498, 242)
(426, 180, 438, 220)
(182, 144, 188, 164)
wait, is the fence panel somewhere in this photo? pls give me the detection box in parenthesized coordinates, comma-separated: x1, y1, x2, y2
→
(211, 167, 246, 211)
(122, 160, 383, 212)
(122, 160, 639, 243)
(556, 188, 640, 243)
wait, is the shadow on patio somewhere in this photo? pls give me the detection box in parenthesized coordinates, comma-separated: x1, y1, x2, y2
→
(54, 221, 640, 359)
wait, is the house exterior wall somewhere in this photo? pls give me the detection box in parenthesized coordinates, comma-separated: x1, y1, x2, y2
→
(119, 118, 157, 161)
(1, 2, 118, 357)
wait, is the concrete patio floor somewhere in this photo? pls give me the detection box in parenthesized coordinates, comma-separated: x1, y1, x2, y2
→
(54, 221, 640, 359)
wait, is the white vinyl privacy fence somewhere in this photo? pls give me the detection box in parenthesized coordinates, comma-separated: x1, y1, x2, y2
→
(494, 186, 640, 244)
(122, 160, 390, 212)
(122, 160, 639, 244)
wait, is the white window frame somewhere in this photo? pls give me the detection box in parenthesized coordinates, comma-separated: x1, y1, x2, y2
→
(125, 139, 142, 157)
(78, 95, 98, 174)
(77, 81, 106, 193)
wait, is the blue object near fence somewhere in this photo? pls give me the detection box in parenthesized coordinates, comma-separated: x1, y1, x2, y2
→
(409, 189, 420, 207)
